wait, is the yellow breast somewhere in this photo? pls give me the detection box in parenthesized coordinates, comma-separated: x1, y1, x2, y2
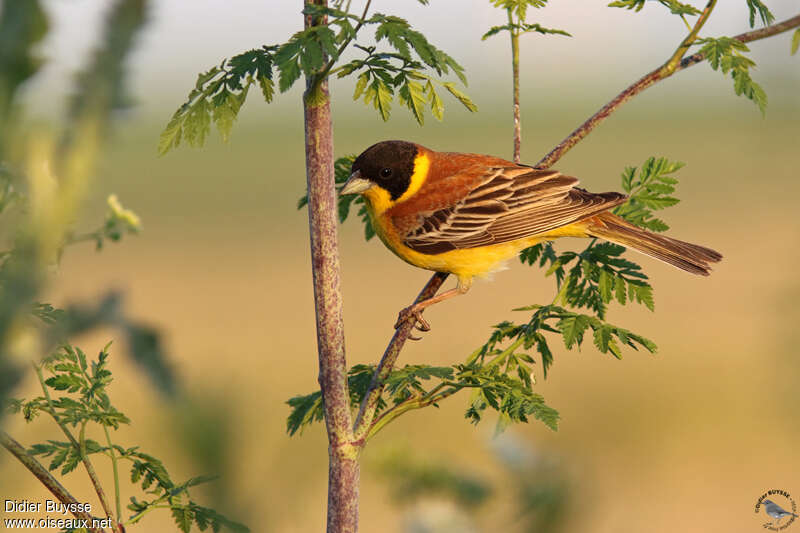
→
(368, 208, 581, 284)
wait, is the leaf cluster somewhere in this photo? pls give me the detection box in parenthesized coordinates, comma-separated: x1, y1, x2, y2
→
(521, 241, 654, 320)
(490, 0, 549, 21)
(484, 0, 569, 41)
(7, 344, 128, 429)
(482, 22, 571, 41)
(6, 343, 248, 533)
(128, 466, 247, 533)
(159, 46, 278, 155)
(696, 36, 767, 114)
(338, 13, 475, 124)
(161, 5, 476, 154)
(27, 438, 105, 476)
(745, 0, 775, 28)
(614, 156, 682, 232)
(608, 0, 701, 16)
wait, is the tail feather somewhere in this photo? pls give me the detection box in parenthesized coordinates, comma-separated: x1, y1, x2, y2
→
(586, 213, 722, 276)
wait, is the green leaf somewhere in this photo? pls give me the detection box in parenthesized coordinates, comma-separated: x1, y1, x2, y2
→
(608, 0, 646, 11)
(598, 269, 614, 302)
(442, 82, 478, 112)
(286, 391, 323, 436)
(557, 314, 589, 349)
(745, 0, 775, 28)
(399, 79, 427, 124)
(792, 29, 800, 56)
(609, 0, 700, 15)
(697, 37, 767, 114)
(278, 57, 301, 92)
(159, 46, 277, 154)
(593, 325, 622, 358)
(482, 24, 513, 40)
(426, 81, 444, 121)
(171, 505, 193, 533)
(490, 0, 549, 21)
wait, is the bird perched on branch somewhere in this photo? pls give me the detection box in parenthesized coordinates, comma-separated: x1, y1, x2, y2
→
(340, 140, 721, 330)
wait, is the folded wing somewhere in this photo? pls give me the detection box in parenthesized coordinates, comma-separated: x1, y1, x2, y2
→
(402, 166, 626, 255)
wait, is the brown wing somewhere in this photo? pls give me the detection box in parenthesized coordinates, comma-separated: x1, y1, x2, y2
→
(401, 166, 627, 255)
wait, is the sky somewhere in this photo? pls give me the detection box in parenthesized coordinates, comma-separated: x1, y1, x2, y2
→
(25, 0, 800, 116)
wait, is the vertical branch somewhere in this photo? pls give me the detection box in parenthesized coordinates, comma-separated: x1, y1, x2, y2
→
(302, 2, 358, 532)
(508, 9, 521, 163)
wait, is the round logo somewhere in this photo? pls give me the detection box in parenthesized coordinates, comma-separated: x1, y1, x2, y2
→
(755, 490, 798, 531)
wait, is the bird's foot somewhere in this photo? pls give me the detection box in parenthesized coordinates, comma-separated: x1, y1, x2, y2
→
(395, 304, 431, 335)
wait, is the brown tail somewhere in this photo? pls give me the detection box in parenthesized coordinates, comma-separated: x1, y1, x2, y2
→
(586, 213, 722, 276)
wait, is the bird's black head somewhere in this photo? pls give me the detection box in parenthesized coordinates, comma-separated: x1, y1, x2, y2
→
(349, 140, 418, 200)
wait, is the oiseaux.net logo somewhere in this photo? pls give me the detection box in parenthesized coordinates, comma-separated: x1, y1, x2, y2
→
(756, 490, 798, 531)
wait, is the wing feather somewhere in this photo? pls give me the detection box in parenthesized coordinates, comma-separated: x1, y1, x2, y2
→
(402, 166, 626, 255)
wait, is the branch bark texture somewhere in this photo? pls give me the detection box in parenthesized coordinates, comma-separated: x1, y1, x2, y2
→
(352, 272, 448, 441)
(302, 2, 358, 532)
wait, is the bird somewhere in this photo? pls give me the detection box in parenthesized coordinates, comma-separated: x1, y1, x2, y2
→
(340, 140, 722, 330)
(763, 499, 798, 524)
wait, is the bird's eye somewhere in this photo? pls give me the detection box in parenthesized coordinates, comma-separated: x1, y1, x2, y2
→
(380, 168, 393, 178)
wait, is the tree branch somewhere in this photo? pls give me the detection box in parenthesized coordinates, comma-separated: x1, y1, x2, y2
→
(351, 271, 448, 442)
(303, 1, 359, 532)
(347, 8, 800, 451)
(535, 8, 800, 170)
(1, 430, 106, 533)
(366, 385, 461, 440)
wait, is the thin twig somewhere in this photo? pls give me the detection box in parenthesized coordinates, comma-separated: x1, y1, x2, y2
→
(367, 386, 461, 440)
(351, 271, 448, 442)
(536, 9, 800, 170)
(508, 8, 522, 163)
(33, 364, 117, 526)
(1, 430, 106, 533)
(311, 0, 373, 92)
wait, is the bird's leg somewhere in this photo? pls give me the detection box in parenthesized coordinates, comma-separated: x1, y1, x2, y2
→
(395, 278, 472, 331)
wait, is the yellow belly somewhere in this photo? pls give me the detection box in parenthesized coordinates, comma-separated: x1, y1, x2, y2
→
(370, 211, 589, 284)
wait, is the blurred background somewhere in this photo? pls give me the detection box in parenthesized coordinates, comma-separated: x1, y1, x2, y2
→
(1, 1, 799, 532)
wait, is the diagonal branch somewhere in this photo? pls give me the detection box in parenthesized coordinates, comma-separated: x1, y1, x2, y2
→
(351, 9, 800, 446)
(1, 430, 106, 533)
(536, 9, 800, 170)
(352, 271, 448, 442)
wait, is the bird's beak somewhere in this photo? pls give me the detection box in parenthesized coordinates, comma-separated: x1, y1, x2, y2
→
(339, 170, 372, 196)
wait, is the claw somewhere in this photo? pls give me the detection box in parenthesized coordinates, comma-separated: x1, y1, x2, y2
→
(394, 305, 431, 333)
